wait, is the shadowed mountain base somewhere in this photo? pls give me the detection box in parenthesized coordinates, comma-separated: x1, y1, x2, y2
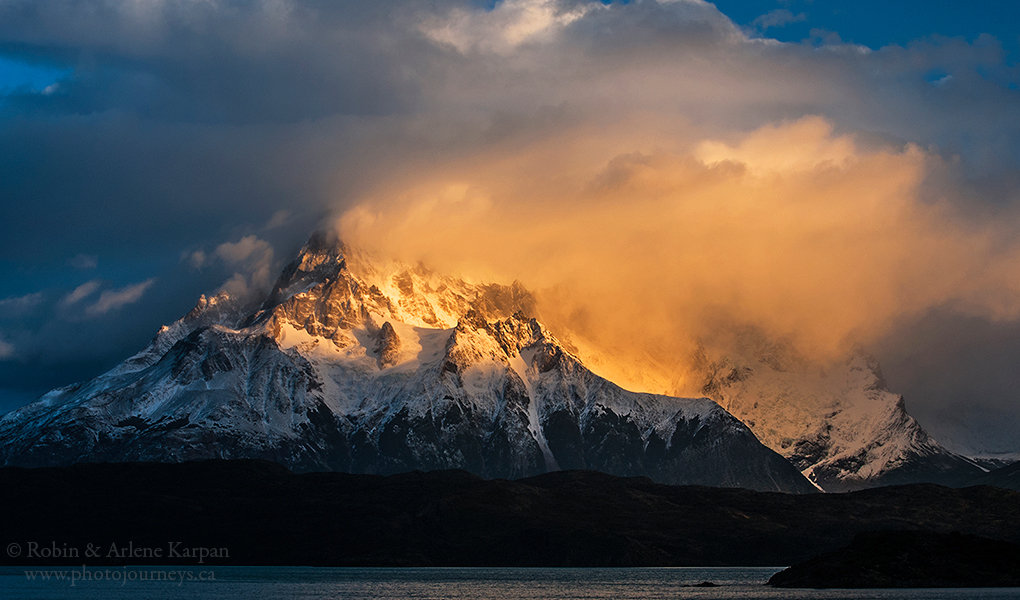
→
(2, 460, 1020, 567)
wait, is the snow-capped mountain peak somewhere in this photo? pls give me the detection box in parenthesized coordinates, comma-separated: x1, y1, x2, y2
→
(699, 344, 982, 491)
(0, 235, 821, 492)
(1, 233, 976, 493)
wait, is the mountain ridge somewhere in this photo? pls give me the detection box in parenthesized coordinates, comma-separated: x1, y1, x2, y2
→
(560, 323, 987, 491)
(696, 344, 984, 491)
(0, 234, 816, 493)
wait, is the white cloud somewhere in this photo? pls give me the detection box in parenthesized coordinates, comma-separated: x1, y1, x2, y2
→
(213, 235, 272, 265)
(211, 235, 275, 301)
(420, 0, 602, 54)
(86, 279, 156, 316)
(61, 280, 102, 307)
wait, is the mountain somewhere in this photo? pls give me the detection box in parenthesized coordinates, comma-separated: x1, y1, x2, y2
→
(520, 311, 990, 492)
(695, 337, 985, 491)
(0, 233, 815, 493)
(965, 460, 1020, 492)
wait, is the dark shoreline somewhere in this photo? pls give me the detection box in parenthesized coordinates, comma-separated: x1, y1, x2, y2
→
(768, 530, 1020, 588)
(3, 459, 1020, 568)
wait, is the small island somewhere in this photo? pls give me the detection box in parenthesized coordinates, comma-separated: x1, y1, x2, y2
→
(768, 530, 1020, 588)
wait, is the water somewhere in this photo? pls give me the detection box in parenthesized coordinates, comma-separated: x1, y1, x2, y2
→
(3, 566, 1020, 600)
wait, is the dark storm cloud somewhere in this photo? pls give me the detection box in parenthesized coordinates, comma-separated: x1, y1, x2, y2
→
(0, 112, 325, 261)
(0, 0, 438, 122)
(876, 309, 1020, 454)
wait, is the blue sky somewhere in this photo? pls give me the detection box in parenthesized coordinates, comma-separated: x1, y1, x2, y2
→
(716, 0, 1020, 58)
(2, 0, 1020, 452)
(0, 57, 68, 93)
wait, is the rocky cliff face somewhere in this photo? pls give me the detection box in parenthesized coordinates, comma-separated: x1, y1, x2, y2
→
(0, 234, 815, 493)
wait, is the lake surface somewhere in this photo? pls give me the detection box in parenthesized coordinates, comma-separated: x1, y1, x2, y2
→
(4, 566, 1020, 600)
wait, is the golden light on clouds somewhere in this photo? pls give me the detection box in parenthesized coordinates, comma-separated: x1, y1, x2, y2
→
(338, 115, 1020, 393)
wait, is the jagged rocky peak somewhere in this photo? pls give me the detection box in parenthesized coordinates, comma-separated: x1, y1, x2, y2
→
(483, 311, 549, 356)
(182, 290, 247, 327)
(251, 231, 540, 340)
(442, 310, 552, 375)
(290, 230, 347, 279)
(373, 321, 402, 368)
(260, 231, 350, 308)
(471, 280, 538, 321)
(106, 290, 249, 378)
(344, 248, 538, 327)
(848, 348, 889, 392)
(247, 233, 383, 345)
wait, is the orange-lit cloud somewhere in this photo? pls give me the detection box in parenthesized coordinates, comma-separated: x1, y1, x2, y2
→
(337, 115, 1020, 394)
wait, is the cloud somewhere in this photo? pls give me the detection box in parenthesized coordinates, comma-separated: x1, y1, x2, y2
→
(264, 210, 290, 230)
(0, 292, 44, 317)
(184, 235, 277, 300)
(213, 235, 271, 265)
(211, 235, 275, 302)
(874, 308, 1020, 453)
(420, 0, 602, 54)
(0, 335, 13, 360)
(186, 250, 207, 269)
(337, 115, 1020, 396)
(60, 280, 101, 307)
(0, 0, 427, 123)
(86, 279, 156, 316)
(695, 116, 855, 174)
(67, 253, 98, 269)
(750, 9, 807, 32)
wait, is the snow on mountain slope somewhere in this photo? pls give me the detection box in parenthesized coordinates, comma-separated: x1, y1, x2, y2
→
(559, 325, 986, 492)
(0, 233, 815, 493)
(697, 336, 983, 491)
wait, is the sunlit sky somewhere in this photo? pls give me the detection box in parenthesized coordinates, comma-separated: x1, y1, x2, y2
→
(1, 0, 1019, 452)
